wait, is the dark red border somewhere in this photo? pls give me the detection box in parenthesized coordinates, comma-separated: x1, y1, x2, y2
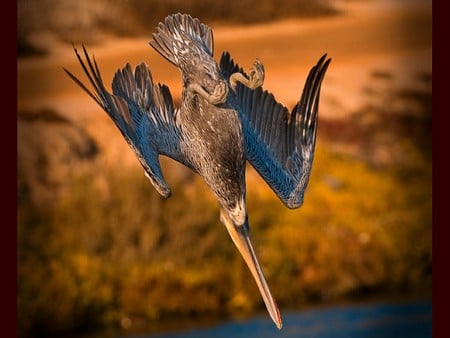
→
(9, 2, 18, 337)
(432, 1, 447, 338)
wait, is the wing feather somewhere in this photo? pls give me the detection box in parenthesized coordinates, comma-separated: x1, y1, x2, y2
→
(220, 52, 331, 208)
(64, 45, 187, 198)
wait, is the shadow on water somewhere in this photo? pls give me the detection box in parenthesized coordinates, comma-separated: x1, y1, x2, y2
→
(103, 299, 431, 338)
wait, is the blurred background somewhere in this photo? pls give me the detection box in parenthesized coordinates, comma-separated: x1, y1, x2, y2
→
(17, 0, 432, 337)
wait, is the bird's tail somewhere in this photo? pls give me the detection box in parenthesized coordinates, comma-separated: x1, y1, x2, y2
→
(150, 13, 214, 67)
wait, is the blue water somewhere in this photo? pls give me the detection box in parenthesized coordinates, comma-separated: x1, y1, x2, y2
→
(118, 299, 431, 338)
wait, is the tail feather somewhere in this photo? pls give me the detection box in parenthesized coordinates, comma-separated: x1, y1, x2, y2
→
(149, 13, 214, 66)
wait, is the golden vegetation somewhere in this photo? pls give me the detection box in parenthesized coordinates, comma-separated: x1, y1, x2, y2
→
(18, 86, 431, 335)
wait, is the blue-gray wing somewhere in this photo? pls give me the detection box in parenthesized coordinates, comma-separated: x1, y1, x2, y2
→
(220, 52, 331, 208)
(64, 45, 186, 198)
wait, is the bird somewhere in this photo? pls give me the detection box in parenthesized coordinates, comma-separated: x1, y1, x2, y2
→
(64, 13, 331, 330)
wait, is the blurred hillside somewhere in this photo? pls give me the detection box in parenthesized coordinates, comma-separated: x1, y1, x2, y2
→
(17, 1, 432, 337)
(18, 0, 338, 57)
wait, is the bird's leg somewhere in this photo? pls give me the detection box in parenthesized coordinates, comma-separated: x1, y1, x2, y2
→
(187, 81, 228, 105)
(230, 59, 265, 91)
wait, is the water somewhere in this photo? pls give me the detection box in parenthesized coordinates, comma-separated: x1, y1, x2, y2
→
(116, 299, 431, 338)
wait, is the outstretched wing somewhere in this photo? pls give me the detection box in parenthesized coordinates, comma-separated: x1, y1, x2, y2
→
(220, 52, 331, 208)
(64, 45, 188, 198)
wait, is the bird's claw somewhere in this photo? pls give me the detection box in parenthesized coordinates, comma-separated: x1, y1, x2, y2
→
(247, 59, 265, 89)
(230, 59, 265, 91)
(208, 81, 229, 105)
(187, 81, 228, 105)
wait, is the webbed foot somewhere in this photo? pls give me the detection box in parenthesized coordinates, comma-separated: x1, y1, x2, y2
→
(230, 59, 265, 91)
(188, 80, 228, 105)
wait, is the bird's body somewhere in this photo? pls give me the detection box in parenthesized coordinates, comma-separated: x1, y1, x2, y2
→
(65, 13, 330, 330)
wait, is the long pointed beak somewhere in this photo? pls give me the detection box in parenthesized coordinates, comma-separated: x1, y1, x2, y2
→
(220, 210, 282, 330)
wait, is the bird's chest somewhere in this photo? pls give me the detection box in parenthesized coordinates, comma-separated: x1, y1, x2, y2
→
(181, 98, 245, 173)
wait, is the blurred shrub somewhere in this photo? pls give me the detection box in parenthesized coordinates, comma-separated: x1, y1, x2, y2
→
(18, 138, 431, 336)
(18, 74, 431, 336)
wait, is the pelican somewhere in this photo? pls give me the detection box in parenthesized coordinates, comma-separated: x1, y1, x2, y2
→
(64, 13, 330, 329)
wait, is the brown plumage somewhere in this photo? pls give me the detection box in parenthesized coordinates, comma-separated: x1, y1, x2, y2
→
(64, 13, 331, 329)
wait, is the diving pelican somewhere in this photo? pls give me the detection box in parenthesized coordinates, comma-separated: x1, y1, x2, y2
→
(64, 13, 331, 329)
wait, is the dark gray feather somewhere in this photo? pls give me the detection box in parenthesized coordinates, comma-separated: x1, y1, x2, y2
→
(66, 46, 188, 198)
(220, 51, 331, 208)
